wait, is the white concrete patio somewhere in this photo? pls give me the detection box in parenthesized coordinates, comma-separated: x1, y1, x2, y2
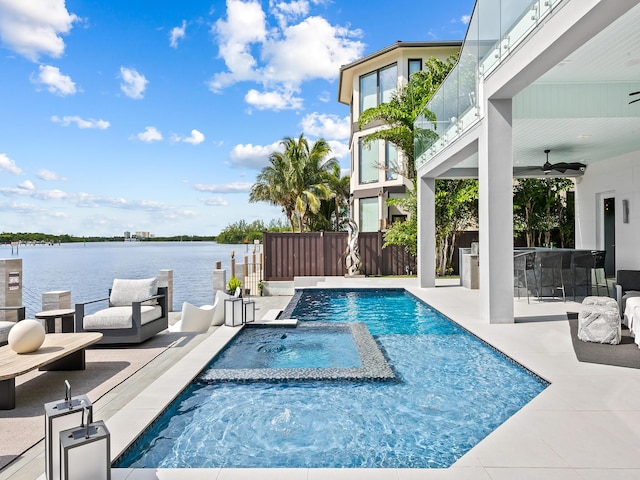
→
(4, 278, 640, 480)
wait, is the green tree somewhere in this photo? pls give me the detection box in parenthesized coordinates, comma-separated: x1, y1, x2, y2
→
(216, 219, 290, 244)
(359, 56, 462, 261)
(249, 134, 337, 232)
(383, 188, 417, 256)
(358, 56, 458, 181)
(513, 178, 574, 247)
(312, 163, 350, 231)
(435, 180, 478, 275)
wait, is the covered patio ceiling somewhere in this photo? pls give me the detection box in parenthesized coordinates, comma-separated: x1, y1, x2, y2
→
(441, 2, 640, 179)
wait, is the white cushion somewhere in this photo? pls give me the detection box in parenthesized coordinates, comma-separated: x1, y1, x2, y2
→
(212, 290, 230, 326)
(110, 278, 157, 306)
(83, 305, 162, 330)
(0, 321, 15, 344)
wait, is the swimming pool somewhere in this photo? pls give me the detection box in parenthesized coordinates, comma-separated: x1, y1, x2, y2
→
(115, 288, 548, 469)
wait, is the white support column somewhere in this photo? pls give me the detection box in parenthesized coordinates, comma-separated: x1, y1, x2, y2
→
(418, 176, 436, 288)
(479, 99, 514, 324)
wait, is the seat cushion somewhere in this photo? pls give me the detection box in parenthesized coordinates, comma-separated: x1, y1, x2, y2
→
(622, 291, 640, 313)
(83, 305, 162, 330)
(0, 321, 15, 345)
(110, 278, 158, 306)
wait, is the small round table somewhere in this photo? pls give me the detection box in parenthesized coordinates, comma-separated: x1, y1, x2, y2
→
(35, 308, 76, 333)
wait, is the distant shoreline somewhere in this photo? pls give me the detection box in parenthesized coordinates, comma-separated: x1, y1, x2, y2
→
(1, 233, 218, 244)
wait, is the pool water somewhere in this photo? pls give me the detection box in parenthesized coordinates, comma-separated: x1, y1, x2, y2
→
(210, 325, 362, 369)
(115, 289, 548, 469)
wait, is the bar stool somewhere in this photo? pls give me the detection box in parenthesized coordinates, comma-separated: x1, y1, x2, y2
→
(514, 251, 538, 303)
(592, 250, 610, 296)
(573, 250, 609, 300)
(539, 251, 571, 302)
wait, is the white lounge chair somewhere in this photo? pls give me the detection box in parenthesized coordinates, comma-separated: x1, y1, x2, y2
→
(75, 278, 168, 345)
(169, 300, 217, 333)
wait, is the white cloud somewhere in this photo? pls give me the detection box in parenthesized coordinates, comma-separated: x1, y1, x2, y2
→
(327, 140, 349, 160)
(51, 115, 110, 129)
(0, 153, 22, 174)
(269, 0, 310, 29)
(175, 129, 205, 145)
(194, 182, 254, 193)
(208, 0, 364, 111)
(261, 16, 363, 84)
(135, 126, 163, 142)
(208, 0, 267, 92)
(460, 15, 471, 24)
(18, 180, 34, 190)
(300, 113, 349, 140)
(201, 196, 229, 206)
(318, 90, 330, 103)
(37, 169, 67, 181)
(0, 0, 78, 61)
(34, 65, 76, 95)
(0, 186, 68, 200)
(228, 141, 281, 169)
(245, 87, 303, 111)
(120, 67, 148, 99)
(169, 20, 187, 48)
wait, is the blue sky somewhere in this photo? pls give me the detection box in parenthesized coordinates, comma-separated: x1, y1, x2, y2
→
(0, 0, 473, 237)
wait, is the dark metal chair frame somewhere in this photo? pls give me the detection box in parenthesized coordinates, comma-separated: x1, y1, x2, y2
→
(514, 251, 538, 303)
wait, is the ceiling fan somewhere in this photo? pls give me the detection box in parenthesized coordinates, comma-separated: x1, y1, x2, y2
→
(630, 91, 640, 105)
(541, 149, 586, 174)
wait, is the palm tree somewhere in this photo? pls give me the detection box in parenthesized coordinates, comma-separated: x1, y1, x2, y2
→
(358, 56, 458, 181)
(250, 134, 337, 232)
(310, 163, 351, 231)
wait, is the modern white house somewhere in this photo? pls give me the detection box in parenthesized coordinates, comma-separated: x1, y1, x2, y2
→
(416, 0, 640, 323)
(338, 41, 461, 232)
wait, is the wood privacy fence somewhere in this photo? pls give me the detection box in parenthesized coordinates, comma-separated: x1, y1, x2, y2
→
(262, 232, 417, 281)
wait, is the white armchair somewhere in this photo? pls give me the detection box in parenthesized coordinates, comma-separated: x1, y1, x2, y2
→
(75, 278, 168, 345)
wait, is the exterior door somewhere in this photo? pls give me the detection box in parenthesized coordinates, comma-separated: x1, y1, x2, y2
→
(603, 197, 616, 276)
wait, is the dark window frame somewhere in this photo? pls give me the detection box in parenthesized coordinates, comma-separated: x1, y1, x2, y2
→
(359, 62, 398, 114)
(408, 58, 422, 77)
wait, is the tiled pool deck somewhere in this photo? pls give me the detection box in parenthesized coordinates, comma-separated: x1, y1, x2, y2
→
(4, 277, 640, 480)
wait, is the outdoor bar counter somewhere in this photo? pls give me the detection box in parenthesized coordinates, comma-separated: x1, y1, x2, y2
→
(513, 247, 608, 300)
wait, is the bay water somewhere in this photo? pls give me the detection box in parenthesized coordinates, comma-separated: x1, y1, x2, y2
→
(2, 241, 252, 316)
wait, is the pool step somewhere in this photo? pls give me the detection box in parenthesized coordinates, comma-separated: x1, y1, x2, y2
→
(261, 309, 282, 320)
(252, 319, 298, 326)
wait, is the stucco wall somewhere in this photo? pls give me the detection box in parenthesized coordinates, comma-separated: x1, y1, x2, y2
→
(575, 150, 640, 270)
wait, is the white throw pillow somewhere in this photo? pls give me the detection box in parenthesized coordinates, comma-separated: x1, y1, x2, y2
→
(110, 278, 158, 306)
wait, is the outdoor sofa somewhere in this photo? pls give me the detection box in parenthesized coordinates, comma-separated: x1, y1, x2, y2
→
(75, 278, 168, 345)
(0, 306, 26, 346)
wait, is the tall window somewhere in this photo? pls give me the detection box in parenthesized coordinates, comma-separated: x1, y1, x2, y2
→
(408, 58, 422, 77)
(359, 197, 379, 232)
(359, 63, 398, 114)
(359, 71, 377, 113)
(359, 139, 379, 184)
(385, 142, 398, 180)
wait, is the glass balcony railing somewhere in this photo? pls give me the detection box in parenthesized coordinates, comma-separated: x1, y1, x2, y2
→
(415, 0, 565, 170)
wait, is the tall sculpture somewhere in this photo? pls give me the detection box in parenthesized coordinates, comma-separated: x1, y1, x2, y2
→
(345, 218, 362, 276)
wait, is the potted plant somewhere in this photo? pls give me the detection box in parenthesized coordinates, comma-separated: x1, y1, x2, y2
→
(257, 280, 264, 296)
(226, 276, 242, 296)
